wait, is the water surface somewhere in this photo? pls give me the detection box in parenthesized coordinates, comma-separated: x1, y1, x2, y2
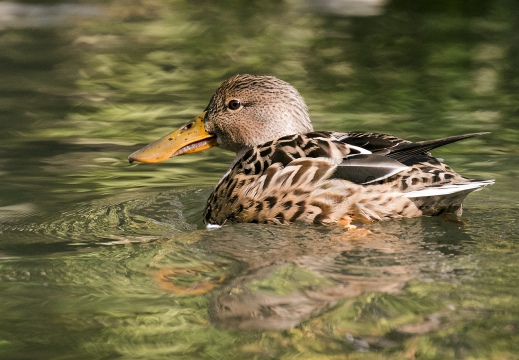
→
(0, 1, 518, 359)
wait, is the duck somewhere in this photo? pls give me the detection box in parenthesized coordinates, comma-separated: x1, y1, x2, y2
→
(129, 74, 494, 227)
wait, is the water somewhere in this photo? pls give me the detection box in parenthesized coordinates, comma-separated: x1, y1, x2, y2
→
(1, 1, 518, 359)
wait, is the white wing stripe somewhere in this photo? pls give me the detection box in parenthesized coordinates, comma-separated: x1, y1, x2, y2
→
(405, 180, 495, 198)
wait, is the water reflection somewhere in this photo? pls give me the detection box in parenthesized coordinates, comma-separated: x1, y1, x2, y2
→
(0, 187, 516, 358)
(0, 188, 477, 332)
(0, 2, 101, 29)
(152, 218, 471, 330)
(300, 0, 388, 17)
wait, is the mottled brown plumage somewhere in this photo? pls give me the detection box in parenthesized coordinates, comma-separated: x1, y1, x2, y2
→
(129, 74, 494, 227)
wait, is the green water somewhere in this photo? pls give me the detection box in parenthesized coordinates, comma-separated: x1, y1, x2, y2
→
(0, 0, 518, 359)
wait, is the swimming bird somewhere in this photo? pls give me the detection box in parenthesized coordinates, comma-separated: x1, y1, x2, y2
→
(129, 74, 493, 227)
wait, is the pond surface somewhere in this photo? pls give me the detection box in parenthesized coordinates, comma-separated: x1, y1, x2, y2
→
(1, 0, 518, 359)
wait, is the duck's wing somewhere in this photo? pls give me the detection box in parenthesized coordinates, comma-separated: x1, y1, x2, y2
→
(333, 132, 490, 184)
(378, 132, 489, 164)
(335, 131, 413, 153)
(332, 154, 409, 184)
(338, 131, 489, 163)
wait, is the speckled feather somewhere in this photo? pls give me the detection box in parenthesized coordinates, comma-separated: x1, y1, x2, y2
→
(204, 131, 491, 225)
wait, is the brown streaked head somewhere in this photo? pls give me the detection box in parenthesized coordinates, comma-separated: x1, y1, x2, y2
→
(129, 74, 313, 163)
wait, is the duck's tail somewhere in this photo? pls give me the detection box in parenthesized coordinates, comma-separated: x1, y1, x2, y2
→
(404, 179, 495, 198)
(387, 132, 490, 164)
(404, 179, 494, 216)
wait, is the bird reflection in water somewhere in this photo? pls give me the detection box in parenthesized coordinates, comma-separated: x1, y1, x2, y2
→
(152, 218, 469, 330)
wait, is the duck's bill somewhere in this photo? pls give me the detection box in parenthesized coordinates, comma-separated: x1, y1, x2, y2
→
(128, 111, 218, 164)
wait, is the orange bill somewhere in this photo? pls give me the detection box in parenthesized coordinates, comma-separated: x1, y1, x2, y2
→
(128, 111, 218, 164)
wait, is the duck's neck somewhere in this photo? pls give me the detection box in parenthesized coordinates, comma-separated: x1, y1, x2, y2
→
(231, 146, 253, 167)
(212, 146, 251, 189)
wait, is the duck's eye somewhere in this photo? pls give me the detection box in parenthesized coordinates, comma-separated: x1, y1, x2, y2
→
(227, 99, 241, 111)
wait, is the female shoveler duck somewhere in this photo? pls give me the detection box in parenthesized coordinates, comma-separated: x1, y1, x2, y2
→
(129, 74, 493, 227)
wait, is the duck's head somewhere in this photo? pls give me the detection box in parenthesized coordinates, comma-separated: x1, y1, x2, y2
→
(128, 74, 313, 163)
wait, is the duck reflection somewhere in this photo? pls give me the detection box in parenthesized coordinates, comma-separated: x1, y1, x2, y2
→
(154, 217, 471, 330)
